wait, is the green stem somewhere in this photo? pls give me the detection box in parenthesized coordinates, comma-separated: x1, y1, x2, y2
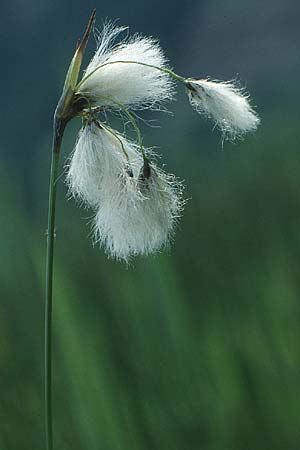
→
(117, 105, 146, 160)
(76, 60, 186, 90)
(45, 118, 66, 450)
(94, 94, 146, 160)
(100, 123, 130, 160)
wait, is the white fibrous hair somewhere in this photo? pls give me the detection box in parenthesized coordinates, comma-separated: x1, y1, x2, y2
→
(77, 23, 174, 109)
(186, 79, 260, 140)
(94, 160, 184, 262)
(66, 121, 142, 207)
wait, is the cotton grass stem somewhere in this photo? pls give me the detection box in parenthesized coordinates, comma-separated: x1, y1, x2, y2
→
(44, 10, 96, 450)
(45, 117, 66, 450)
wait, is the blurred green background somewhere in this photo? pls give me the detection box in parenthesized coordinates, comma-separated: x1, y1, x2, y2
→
(1, 0, 300, 449)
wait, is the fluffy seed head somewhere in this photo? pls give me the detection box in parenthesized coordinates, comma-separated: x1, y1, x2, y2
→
(186, 79, 260, 140)
(66, 121, 142, 207)
(77, 23, 174, 109)
(94, 159, 184, 262)
(63, 18, 261, 263)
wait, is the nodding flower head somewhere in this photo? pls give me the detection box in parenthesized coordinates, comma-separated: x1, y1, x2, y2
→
(93, 157, 184, 262)
(76, 22, 175, 110)
(185, 79, 260, 140)
(57, 13, 261, 263)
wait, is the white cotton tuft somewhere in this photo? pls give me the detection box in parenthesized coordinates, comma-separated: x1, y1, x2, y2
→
(66, 121, 142, 207)
(94, 160, 184, 262)
(186, 79, 260, 140)
(77, 23, 175, 109)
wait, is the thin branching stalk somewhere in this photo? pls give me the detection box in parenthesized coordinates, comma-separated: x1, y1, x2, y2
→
(95, 94, 147, 160)
(76, 60, 186, 90)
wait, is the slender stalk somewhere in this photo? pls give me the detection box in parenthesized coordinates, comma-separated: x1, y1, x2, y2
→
(100, 123, 130, 160)
(111, 100, 146, 160)
(45, 117, 66, 450)
(94, 94, 146, 160)
(76, 60, 186, 90)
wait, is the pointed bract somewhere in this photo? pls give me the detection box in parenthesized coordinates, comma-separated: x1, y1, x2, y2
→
(63, 10, 96, 93)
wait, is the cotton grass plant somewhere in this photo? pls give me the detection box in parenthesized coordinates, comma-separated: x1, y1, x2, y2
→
(45, 10, 259, 450)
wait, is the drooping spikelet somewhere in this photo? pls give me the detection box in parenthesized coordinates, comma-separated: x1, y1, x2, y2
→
(186, 79, 260, 140)
(66, 120, 142, 207)
(77, 22, 174, 110)
(94, 158, 184, 262)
